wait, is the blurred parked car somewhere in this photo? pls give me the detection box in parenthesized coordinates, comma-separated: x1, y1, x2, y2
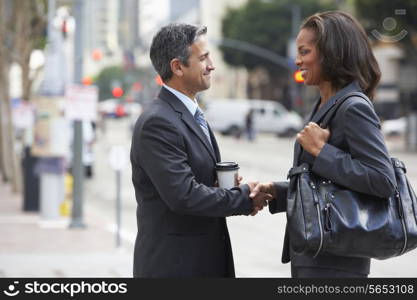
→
(381, 117, 406, 137)
(205, 99, 303, 137)
(98, 99, 128, 118)
(126, 102, 143, 132)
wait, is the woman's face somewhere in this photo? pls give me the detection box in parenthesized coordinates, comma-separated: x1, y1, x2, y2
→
(295, 28, 322, 86)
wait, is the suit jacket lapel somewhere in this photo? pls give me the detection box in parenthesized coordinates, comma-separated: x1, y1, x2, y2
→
(294, 81, 362, 167)
(294, 94, 342, 166)
(293, 142, 301, 167)
(310, 96, 338, 126)
(158, 87, 217, 163)
(208, 125, 221, 162)
(311, 81, 362, 126)
(181, 111, 217, 162)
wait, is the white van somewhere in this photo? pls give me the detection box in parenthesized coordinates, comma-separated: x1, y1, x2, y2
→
(204, 99, 303, 137)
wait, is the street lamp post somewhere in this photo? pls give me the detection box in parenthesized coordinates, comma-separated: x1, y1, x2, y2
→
(69, 0, 86, 228)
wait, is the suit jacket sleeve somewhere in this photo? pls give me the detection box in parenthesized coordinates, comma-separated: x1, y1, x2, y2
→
(311, 98, 396, 198)
(134, 115, 253, 217)
(268, 181, 288, 214)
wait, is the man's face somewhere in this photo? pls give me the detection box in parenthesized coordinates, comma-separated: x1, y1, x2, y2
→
(181, 35, 215, 94)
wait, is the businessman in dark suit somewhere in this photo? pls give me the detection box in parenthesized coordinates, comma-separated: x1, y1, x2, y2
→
(130, 23, 271, 278)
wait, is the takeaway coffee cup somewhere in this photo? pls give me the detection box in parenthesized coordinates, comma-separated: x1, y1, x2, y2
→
(215, 162, 240, 189)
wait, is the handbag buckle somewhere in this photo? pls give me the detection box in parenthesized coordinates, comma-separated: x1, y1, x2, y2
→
(324, 203, 332, 231)
(395, 189, 404, 218)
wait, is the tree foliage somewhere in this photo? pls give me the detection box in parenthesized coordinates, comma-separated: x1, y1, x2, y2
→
(95, 66, 155, 101)
(354, 0, 417, 58)
(10, 0, 47, 100)
(220, 0, 337, 74)
(0, 0, 47, 191)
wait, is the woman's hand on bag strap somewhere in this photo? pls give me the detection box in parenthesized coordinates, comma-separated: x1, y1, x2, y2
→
(297, 122, 330, 157)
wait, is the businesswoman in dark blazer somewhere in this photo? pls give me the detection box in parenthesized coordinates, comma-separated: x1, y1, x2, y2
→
(252, 11, 396, 277)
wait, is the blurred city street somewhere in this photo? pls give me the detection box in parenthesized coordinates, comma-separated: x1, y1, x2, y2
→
(0, 158, 132, 277)
(0, 0, 416, 281)
(88, 119, 417, 278)
(2, 118, 416, 278)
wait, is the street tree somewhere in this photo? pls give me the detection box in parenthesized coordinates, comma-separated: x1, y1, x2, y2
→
(0, 0, 47, 192)
(355, 0, 417, 147)
(354, 0, 417, 57)
(95, 65, 157, 102)
(220, 0, 336, 100)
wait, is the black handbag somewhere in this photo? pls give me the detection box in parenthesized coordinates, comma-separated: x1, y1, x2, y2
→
(287, 92, 417, 259)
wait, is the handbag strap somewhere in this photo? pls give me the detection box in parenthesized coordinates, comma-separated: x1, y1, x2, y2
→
(294, 91, 372, 166)
(392, 157, 407, 173)
(287, 164, 310, 179)
(290, 92, 373, 164)
(319, 93, 408, 191)
(319, 91, 373, 129)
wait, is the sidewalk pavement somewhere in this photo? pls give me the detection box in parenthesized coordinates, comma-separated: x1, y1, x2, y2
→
(0, 182, 133, 278)
(0, 135, 416, 278)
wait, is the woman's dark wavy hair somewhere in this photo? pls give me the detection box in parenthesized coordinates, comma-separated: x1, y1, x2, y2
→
(301, 11, 380, 100)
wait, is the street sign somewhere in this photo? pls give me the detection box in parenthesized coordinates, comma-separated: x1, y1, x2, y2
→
(32, 97, 70, 157)
(65, 84, 98, 121)
(109, 145, 128, 171)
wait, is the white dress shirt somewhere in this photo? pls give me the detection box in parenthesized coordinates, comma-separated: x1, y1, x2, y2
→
(163, 84, 199, 117)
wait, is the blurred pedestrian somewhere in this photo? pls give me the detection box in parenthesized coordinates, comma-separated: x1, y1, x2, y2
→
(245, 108, 255, 141)
(98, 111, 107, 136)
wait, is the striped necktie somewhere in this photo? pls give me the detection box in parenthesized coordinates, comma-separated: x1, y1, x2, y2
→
(194, 107, 213, 148)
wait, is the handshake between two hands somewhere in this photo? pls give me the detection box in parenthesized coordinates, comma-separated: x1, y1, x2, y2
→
(233, 121, 329, 216)
(234, 176, 275, 216)
(247, 181, 276, 216)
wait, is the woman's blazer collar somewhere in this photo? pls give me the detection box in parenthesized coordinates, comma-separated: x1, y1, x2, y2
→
(310, 81, 362, 126)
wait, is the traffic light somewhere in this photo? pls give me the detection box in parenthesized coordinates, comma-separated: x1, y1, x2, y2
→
(112, 87, 124, 98)
(132, 82, 143, 92)
(82, 76, 93, 86)
(92, 49, 103, 61)
(155, 75, 164, 86)
(293, 70, 304, 83)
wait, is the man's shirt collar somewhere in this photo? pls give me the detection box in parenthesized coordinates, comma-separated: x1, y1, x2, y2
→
(163, 84, 198, 116)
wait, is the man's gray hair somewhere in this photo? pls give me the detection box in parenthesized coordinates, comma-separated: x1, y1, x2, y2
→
(150, 23, 207, 82)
